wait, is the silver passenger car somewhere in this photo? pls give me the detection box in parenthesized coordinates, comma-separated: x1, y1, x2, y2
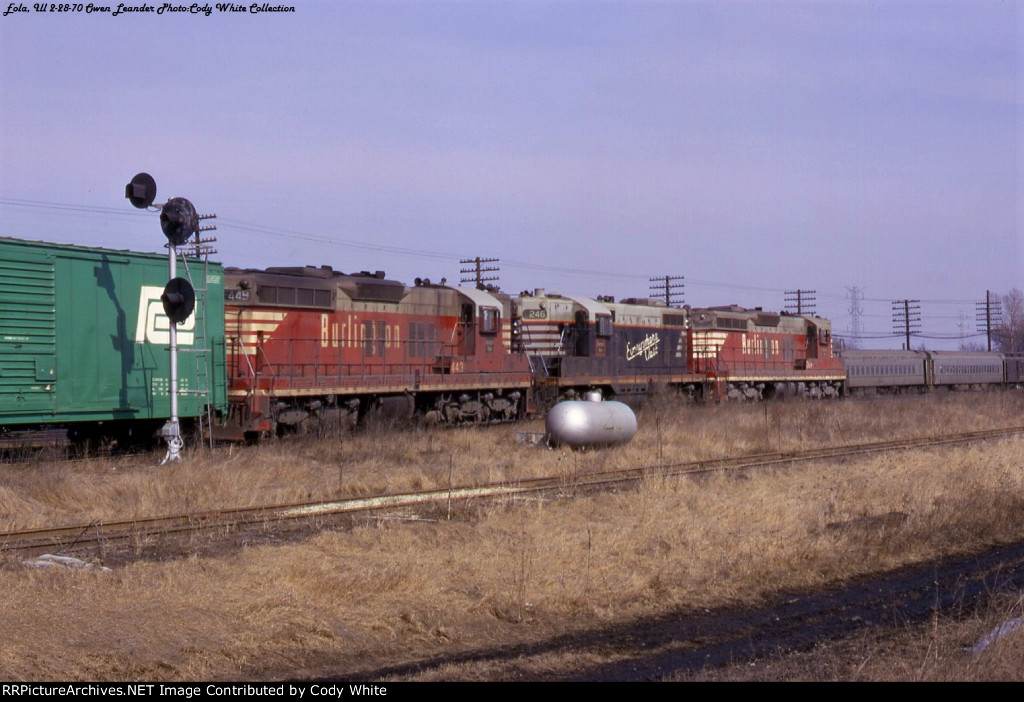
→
(929, 351, 1004, 388)
(842, 350, 928, 393)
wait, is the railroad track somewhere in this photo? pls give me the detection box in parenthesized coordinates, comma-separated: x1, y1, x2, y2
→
(4, 426, 1023, 560)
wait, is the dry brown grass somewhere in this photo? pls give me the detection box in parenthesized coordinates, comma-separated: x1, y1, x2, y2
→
(678, 591, 1024, 681)
(2, 392, 1024, 680)
(3, 392, 1022, 531)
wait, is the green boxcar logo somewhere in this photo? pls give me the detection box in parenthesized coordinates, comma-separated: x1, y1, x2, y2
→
(134, 285, 195, 346)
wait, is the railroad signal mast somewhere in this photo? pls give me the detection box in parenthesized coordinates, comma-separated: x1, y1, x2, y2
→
(125, 172, 215, 464)
(892, 299, 921, 350)
(976, 290, 1003, 352)
(460, 256, 500, 290)
(649, 275, 685, 307)
(785, 289, 816, 316)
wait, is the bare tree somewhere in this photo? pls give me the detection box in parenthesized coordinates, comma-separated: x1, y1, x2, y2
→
(994, 288, 1024, 353)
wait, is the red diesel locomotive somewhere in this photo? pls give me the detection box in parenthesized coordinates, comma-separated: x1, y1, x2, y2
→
(513, 293, 844, 404)
(689, 305, 844, 400)
(221, 266, 531, 438)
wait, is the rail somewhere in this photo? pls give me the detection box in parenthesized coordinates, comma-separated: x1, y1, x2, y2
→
(5, 426, 1022, 559)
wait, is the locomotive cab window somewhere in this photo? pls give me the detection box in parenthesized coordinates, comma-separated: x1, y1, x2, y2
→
(480, 307, 500, 335)
(596, 315, 613, 337)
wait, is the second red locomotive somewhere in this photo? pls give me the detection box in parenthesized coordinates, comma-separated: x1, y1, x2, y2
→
(514, 291, 844, 404)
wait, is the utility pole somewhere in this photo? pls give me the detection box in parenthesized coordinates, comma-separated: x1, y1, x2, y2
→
(188, 212, 219, 258)
(784, 289, 816, 316)
(891, 299, 921, 350)
(975, 290, 1003, 352)
(459, 257, 499, 290)
(649, 275, 685, 307)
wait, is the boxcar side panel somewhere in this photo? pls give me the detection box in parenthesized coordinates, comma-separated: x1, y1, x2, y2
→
(0, 243, 57, 416)
(1, 237, 226, 428)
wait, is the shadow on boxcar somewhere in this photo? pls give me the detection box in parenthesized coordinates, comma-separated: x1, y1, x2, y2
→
(95, 256, 136, 417)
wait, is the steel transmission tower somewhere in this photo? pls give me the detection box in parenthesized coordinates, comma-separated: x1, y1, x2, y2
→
(845, 286, 863, 350)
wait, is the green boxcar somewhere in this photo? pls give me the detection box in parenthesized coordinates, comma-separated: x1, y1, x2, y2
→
(0, 236, 226, 437)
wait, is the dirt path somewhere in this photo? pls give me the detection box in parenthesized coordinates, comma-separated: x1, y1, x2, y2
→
(323, 540, 1024, 681)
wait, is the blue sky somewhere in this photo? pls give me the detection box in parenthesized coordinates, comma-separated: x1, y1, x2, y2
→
(1, 0, 1020, 349)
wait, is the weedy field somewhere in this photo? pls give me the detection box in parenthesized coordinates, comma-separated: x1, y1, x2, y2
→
(1, 392, 1024, 680)
(677, 587, 1024, 682)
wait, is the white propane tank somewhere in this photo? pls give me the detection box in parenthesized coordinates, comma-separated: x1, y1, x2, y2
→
(545, 397, 637, 448)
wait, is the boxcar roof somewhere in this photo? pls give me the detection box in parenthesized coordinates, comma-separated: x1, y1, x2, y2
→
(0, 235, 215, 262)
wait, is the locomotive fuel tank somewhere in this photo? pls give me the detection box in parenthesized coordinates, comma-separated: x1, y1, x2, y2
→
(545, 396, 637, 448)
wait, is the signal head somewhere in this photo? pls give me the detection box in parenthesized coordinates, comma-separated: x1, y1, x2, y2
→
(125, 172, 157, 209)
(161, 277, 196, 324)
(160, 197, 198, 246)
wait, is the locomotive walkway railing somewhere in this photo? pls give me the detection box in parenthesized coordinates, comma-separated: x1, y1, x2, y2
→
(226, 336, 531, 393)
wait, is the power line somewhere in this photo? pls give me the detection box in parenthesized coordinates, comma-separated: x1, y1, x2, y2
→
(0, 197, 151, 217)
(0, 196, 1008, 311)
